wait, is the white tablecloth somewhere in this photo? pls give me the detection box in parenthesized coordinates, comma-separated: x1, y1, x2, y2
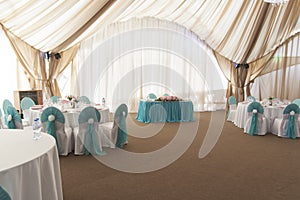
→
(0, 129, 63, 200)
(29, 107, 110, 128)
(234, 102, 285, 131)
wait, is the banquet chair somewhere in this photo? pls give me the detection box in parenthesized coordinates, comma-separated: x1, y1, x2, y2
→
(99, 103, 128, 148)
(2, 99, 14, 126)
(20, 97, 36, 126)
(41, 106, 72, 156)
(0, 108, 6, 129)
(163, 93, 169, 96)
(78, 96, 91, 104)
(6, 106, 23, 129)
(50, 96, 60, 104)
(244, 102, 267, 136)
(0, 186, 11, 200)
(292, 99, 300, 107)
(246, 96, 256, 102)
(73, 106, 107, 155)
(271, 103, 300, 139)
(148, 93, 157, 100)
(227, 96, 237, 122)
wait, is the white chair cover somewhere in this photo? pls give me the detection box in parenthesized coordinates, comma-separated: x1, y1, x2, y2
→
(244, 112, 268, 136)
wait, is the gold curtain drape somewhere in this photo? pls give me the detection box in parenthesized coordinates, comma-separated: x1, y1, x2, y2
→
(46, 44, 80, 98)
(1, 24, 46, 91)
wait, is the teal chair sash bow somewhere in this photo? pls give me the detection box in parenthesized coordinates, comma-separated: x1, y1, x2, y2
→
(283, 103, 300, 139)
(247, 102, 264, 135)
(114, 104, 128, 148)
(6, 106, 23, 129)
(78, 106, 106, 155)
(0, 186, 11, 200)
(41, 107, 65, 149)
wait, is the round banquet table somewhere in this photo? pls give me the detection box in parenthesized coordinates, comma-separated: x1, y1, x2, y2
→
(0, 129, 63, 200)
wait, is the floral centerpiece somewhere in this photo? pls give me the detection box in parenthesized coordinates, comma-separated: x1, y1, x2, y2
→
(268, 96, 274, 106)
(156, 95, 182, 101)
(66, 95, 78, 102)
(66, 95, 78, 108)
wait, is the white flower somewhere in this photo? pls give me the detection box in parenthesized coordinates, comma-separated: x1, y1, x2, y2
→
(253, 109, 257, 114)
(88, 118, 94, 124)
(290, 111, 295, 116)
(48, 115, 55, 121)
(7, 115, 12, 122)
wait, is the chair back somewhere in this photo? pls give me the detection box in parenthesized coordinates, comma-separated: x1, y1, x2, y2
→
(282, 103, 300, 139)
(6, 106, 23, 129)
(163, 93, 169, 96)
(50, 96, 60, 103)
(148, 93, 157, 100)
(247, 102, 264, 135)
(2, 99, 13, 114)
(78, 96, 91, 104)
(113, 104, 128, 148)
(0, 186, 11, 200)
(78, 106, 105, 155)
(20, 97, 35, 110)
(41, 106, 65, 149)
(292, 99, 300, 107)
(228, 96, 237, 105)
(246, 96, 256, 102)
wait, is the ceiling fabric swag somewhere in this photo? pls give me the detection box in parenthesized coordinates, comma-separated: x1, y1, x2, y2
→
(1, 24, 46, 91)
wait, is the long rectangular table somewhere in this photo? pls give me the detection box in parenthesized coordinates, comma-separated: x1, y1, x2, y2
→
(136, 100, 194, 123)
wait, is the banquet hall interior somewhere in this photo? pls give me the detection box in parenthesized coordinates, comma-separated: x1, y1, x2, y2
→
(0, 0, 300, 200)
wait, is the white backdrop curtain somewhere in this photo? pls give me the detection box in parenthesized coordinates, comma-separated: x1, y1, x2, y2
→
(251, 33, 300, 101)
(74, 17, 227, 112)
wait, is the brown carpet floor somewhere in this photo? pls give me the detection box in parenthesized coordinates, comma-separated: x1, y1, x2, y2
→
(59, 111, 300, 200)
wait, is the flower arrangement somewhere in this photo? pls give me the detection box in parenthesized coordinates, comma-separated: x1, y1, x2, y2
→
(66, 95, 78, 102)
(156, 95, 182, 101)
(268, 96, 274, 101)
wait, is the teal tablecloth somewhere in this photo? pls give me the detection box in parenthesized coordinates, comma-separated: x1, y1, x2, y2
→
(136, 100, 194, 123)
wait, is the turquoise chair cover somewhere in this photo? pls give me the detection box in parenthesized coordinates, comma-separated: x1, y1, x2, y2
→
(78, 106, 106, 155)
(78, 96, 91, 104)
(163, 93, 169, 96)
(247, 102, 264, 136)
(50, 96, 60, 103)
(148, 93, 157, 99)
(228, 95, 237, 116)
(282, 103, 300, 139)
(3, 99, 14, 126)
(2, 99, 13, 114)
(292, 99, 300, 107)
(6, 106, 23, 129)
(0, 186, 11, 200)
(20, 97, 35, 110)
(247, 96, 256, 102)
(114, 104, 128, 148)
(41, 107, 64, 148)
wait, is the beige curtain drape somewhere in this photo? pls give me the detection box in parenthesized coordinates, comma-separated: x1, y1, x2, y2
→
(46, 44, 80, 98)
(1, 24, 46, 91)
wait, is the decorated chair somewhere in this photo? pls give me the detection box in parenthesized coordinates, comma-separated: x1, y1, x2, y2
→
(292, 99, 300, 107)
(0, 108, 6, 129)
(50, 96, 60, 104)
(147, 93, 157, 100)
(20, 97, 36, 126)
(227, 96, 237, 122)
(41, 107, 72, 155)
(244, 102, 267, 136)
(78, 96, 91, 104)
(0, 186, 11, 200)
(2, 99, 14, 126)
(271, 103, 300, 139)
(163, 93, 169, 96)
(99, 104, 128, 148)
(6, 106, 23, 129)
(73, 106, 107, 155)
(246, 96, 256, 102)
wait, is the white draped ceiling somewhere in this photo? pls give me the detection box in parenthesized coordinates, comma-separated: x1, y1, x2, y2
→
(0, 0, 299, 111)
